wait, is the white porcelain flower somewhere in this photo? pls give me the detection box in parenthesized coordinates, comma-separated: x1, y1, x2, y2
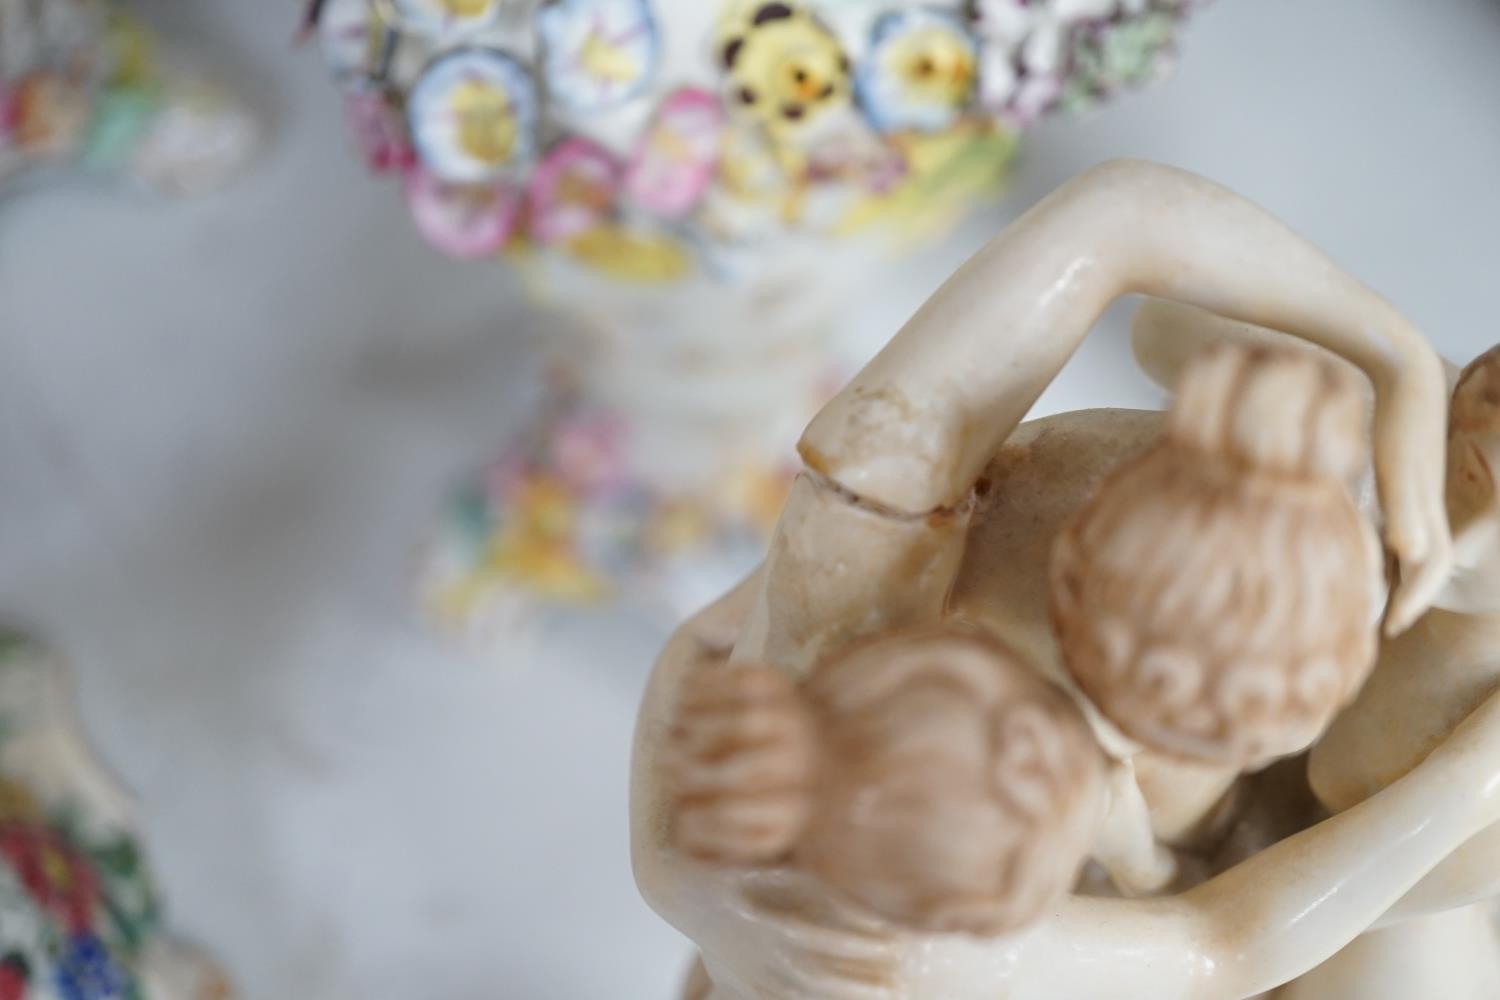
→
(539, 0, 661, 111)
(971, 0, 1129, 125)
(407, 47, 539, 182)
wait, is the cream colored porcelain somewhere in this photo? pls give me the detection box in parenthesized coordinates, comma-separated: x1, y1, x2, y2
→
(631, 160, 1489, 999)
(1133, 302, 1500, 999)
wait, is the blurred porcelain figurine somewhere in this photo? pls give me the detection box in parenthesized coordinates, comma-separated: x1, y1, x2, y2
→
(0, 630, 232, 999)
(630, 160, 1485, 999)
(0, 0, 260, 195)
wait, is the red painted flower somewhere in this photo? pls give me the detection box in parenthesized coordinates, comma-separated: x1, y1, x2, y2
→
(0, 824, 99, 934)
(0, 953, 29, 1000)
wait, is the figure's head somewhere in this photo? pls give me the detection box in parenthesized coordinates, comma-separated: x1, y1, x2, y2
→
(663, 629, 1107, 935)
(719, 3, 853, 135)
(1437, 345, 1500, 614)
(1051, 343, 1381, 768)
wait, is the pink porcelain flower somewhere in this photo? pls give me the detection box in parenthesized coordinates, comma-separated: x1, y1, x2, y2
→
(552, 410, 630, 496)
(527, 137, 622, 245)
(623, 87, 724, 219)
(345, 90, 415, 174)
(405, 165, 523, 259)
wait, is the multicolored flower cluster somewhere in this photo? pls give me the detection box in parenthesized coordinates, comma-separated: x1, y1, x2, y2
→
(307, 0, 1199, 280)
(422, 381, 800, 631)
(0, 0, 259, 194)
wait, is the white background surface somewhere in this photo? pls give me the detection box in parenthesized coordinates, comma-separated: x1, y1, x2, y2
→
(2, 2, 1499, 998)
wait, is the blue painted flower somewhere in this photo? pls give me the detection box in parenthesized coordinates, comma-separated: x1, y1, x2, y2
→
(53, 933, 132, 1000)
(407, 48, 539, 183)
(856, 9, 978, 133)
(538, 0, 660, 111)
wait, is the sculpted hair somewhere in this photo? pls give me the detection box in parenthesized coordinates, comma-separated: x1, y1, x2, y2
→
(1051, 343, 1381, 766)
(663, 629, 1107, 936)
(1446, 344, 1500, 530)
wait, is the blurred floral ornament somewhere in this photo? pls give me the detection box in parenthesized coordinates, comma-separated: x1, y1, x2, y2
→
(972, 0, 1192, 125)
(857, 8, 977, 133)
(0, 0, 261, 195)
(386, 0, 504, 35)
(528, 137, 623, 244)
(623, 87, 724, 217)
(301, 0, 1203, 646)
(407, 47, 539, 182)
(345, 86, 416, 173)
(304, 0, 1198, 272)
(0, 631, 232, 999)
(317, 0, 394, 80)
(421, 378, 802, 636)
(405, 165, 524, 257)
(539, 0, 662, 110)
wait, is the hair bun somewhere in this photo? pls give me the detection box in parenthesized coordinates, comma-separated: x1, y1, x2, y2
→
(1166, 342, 1365, 481)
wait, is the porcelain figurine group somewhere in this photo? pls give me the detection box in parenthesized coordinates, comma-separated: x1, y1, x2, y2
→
(632, 159, 1500, 999)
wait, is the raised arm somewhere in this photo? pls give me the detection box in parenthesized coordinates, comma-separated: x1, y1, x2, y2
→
(797, 159, 1449, 634)
(1130, 298, 1463, 400)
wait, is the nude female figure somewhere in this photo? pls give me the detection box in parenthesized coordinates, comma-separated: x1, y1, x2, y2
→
(630, 160, 1465, 998)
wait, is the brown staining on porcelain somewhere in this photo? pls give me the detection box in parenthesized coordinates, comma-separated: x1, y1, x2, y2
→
(663, 629, 1107, 936)
(1051, 344, 1380, 767)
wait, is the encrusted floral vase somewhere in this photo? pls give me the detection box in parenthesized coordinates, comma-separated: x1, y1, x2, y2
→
(0, 630, 231, 1000)
(632, 160, 1500, 1000)
(0, 0, 260, 197)
(304, 0, 1205, 650)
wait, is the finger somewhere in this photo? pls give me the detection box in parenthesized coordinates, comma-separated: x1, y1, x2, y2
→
(1377, 481, 1426, 566)
(750, 902, 894, 955)
(1387, 546, 1452, 636)
(808, 952, 900, 996)
(762, 917, 893, 961)
(741, 879, 892, 955)
(763, 960, 897, 1000)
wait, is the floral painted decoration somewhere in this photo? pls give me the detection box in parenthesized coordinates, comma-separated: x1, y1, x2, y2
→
(306, 0, 1202, 278)
(0, 632, 231, 999)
